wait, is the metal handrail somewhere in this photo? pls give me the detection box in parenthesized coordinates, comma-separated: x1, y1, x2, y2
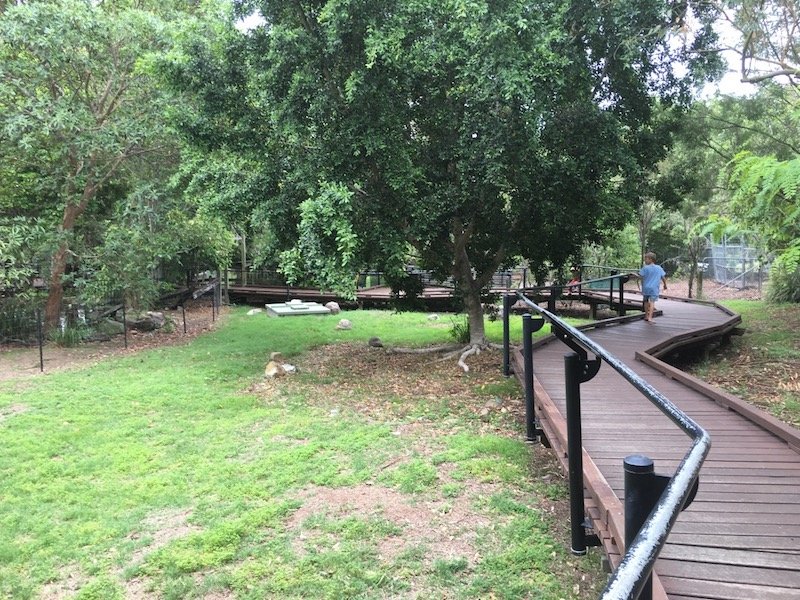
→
(515, 290, 711, 600)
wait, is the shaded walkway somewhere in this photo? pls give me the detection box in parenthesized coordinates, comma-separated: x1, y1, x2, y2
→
(513, 297, 800, 600)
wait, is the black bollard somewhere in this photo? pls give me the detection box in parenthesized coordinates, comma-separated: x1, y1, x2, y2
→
(522, 314, 536, 441)
(624, 455, 656, 600)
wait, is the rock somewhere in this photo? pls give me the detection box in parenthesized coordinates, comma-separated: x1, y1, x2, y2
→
(427, 313, 439, 320)
(335, 319, 352, 330)
(128, 311, 165, 332)
(264, 360, 285, 378)
(368, 336, 383, 348)
(270, 351, 283, 362)
(282, 363, 297, 374)
(247, 308, 262, 316)
(97, 318, 125, 336)
(325, 301, 341, 315)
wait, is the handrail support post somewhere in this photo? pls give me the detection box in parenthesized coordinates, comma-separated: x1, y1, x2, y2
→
(565, 351, 601, 555)
(503, 294, 513, 377)
(522, 313, 545, 441)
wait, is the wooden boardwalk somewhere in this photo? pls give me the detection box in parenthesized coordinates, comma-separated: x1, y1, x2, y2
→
(512, 297, 800, 600)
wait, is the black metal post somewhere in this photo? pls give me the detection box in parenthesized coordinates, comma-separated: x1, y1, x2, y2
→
(522, 267, 528, 289)
(565, 351, 587, 555)
(503, 294, 512, 377)
(624, 455, 656, 600)
(36, 307, 44, 373)
(122, 303, 128, 349)
(618, 275, 626, 317)
(609, 270, 617, 312)
(522, 314, 537, 442)
(181, 304, 187, 334)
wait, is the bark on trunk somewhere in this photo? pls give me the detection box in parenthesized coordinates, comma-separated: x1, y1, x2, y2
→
(43, 186, 94, 331)
(462, 286, 486, 346)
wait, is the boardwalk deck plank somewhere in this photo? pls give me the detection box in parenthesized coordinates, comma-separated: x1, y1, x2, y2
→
(519, 296, 800, 599)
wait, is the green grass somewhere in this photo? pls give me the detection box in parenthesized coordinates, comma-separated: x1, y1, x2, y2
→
(0, 308, 600, 599)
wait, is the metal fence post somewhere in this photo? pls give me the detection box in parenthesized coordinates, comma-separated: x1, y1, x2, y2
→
(503, 294, 512, 377)
(618, 274, 626, 317)
(36, 307, 44, 373)
(564, 351, 601, 555)
(122, 303, 128, 349)
(522, 313, 546, 442)
(181, 304, 187, 334)
(565, 352, 587, 554)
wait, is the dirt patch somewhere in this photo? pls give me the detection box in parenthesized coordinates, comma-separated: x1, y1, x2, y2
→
(38, 564, 86, 600)
(0, 403, 28, 423)
(128, 508, 200, 565)
(289, 482, 493, 565)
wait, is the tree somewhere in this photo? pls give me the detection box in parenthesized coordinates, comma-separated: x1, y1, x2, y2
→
(171, 0, 720, 353)
(713, 0, 800, 84)
(0, 0, 176, 328)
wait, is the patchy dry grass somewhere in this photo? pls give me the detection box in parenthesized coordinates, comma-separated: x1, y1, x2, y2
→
(692, 300, 800, 427)
(0, 309, 605, 599)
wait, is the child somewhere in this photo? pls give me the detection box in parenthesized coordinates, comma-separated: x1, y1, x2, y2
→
(636, 252, 667, 322)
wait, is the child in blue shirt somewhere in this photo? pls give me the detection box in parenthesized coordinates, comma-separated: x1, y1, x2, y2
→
(636, 252, 667, 322)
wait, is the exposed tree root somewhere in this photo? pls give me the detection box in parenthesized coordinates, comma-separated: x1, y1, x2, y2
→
(386, 342, 500, 372)
(385, 343, 463, 355)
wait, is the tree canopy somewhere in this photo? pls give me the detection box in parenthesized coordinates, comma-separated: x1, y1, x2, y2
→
(170, 0, 721, 343)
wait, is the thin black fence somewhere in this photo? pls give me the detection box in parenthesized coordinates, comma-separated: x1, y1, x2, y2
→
(0, 280, 222, 374)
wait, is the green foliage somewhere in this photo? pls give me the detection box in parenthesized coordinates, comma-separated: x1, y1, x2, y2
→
(279, 182, 360, 299)
(0, 218, 47, 291)
(169, 0, 720, 343)
(448, 315, 471, 344)
(729, 150, 800, 301)
(767, 255, 800, 303)
(48, 324, 90, 348)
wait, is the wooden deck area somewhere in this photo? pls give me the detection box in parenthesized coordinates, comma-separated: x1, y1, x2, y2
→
(512, 297, 800, 600)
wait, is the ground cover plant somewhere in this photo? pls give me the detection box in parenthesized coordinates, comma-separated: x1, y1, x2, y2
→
(0, 308, 605, 599)
(692, 300, 800, 427)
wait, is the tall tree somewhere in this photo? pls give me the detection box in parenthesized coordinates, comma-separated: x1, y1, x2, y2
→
(0, 0, 175, 327)
(172, 0, 720, 350)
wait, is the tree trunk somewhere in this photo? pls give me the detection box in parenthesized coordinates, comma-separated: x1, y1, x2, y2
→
(462, 285, 486, 346)
(43, 185, 94, 330)
(44, 243, 69, 331)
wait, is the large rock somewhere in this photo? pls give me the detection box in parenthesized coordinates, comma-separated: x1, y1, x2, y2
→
(129, 311, 166, 332)
(325, 301, 341, 315)
(97, 318, 125, 336)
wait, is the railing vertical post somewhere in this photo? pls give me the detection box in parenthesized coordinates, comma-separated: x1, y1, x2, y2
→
(122, 303, 128, 349)
(503, 294, 512, 377)
(36, 307, 44, 373)
(565, 351, 587, 555)
(522, 314, 537, 442)
(182, 304, 187, 334)
(609, 270, 617, 313)
(618, 275, 625, 317)
(624, 455, 656, 600)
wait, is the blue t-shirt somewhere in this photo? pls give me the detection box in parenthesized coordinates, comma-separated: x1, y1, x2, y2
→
(640, 263, 665, 297)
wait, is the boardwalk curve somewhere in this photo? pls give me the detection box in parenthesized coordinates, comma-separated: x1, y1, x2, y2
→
(512, 296, 800, 600)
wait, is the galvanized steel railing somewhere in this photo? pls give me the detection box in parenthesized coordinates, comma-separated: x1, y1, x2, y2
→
(510, 289, 710, 600)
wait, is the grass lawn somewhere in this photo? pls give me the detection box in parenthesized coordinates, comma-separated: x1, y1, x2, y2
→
(692, 300, 800, 428)
(0, 309, 604, 599)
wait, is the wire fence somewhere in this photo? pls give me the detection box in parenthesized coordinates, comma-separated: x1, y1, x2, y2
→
(0, 280, 222, 373)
